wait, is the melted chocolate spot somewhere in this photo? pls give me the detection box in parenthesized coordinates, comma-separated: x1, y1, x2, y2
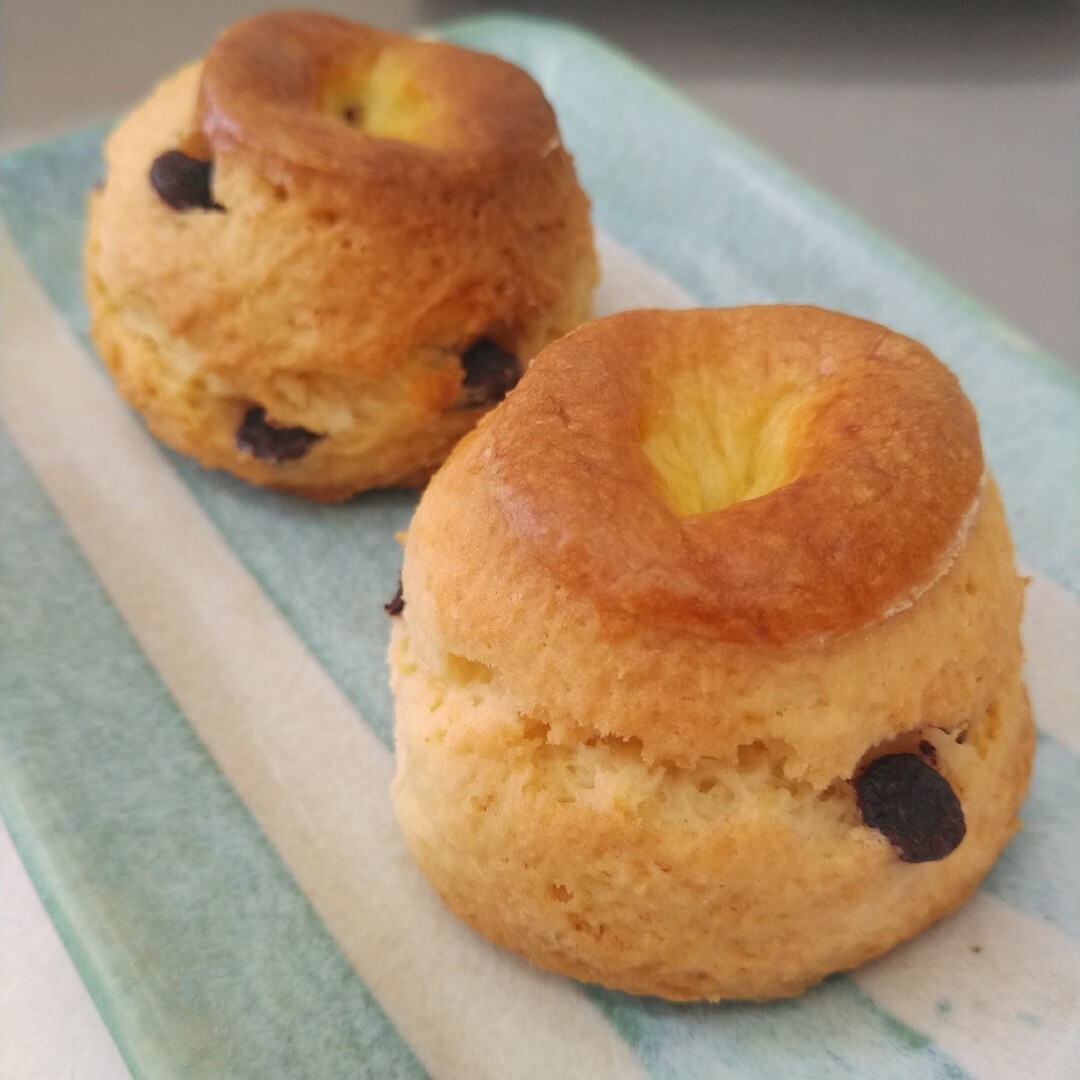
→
(855, 752, 966, 863)
(460, 338, 521, 406)
(150, 150, 224, 211)
(385, 578, 405, 617)
(236, 407, 323, 462)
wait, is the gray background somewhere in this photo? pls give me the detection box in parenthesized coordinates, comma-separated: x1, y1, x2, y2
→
(3, 0, 1077, 374)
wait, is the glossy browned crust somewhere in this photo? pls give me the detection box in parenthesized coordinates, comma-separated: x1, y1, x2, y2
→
(401, 405, 1021, 783)
(198, 11, 561, 178)
(489, 306, 984, 644)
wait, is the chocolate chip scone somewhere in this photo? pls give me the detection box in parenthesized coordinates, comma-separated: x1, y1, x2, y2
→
(389, 306, 1034, 1001)
(85, 11, 597, 499)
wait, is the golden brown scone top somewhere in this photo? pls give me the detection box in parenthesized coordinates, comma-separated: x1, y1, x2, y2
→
(487, 306, 985, 645)
(197, 11, 563, 183)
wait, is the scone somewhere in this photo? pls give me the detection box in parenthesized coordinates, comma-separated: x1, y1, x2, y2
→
(85, 10, 597, 500)
(389, 305, 1034, 1002)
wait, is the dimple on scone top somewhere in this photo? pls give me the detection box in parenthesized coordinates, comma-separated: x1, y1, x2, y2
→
(390, 305, 1034, 1001)
(488, 305, 985, 646)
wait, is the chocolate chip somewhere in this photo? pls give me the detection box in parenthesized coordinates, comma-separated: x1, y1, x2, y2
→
(235, 407, 323, 462)
(150, 150, 224, 211)
(855, 753, 966, 863)
(385, 578, 405, 616)
(459, 338, 521, 407)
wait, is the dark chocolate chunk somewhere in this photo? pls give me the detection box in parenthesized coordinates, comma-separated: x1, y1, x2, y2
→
(459, 338, 521, 407)
(235, 407, 323, 462)
(385, 578, 405, 616)
(150, 150, 224, 212)
(855, 752, 966, 863)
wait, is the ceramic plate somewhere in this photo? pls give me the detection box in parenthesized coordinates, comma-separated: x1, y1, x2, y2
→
(1, 15, 1077, 1080)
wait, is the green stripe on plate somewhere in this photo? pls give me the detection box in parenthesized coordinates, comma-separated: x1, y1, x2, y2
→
(0, 418, 428, 1080)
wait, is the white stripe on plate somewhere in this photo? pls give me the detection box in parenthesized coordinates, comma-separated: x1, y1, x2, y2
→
(595, 231, 696, 314)
(1020, 563, 1080, 754)
(853, 890, 1080, 1080)
(0, 226, 650, 1080)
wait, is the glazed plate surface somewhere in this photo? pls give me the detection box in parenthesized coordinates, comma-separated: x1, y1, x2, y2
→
(1, 15, 1077, 1080)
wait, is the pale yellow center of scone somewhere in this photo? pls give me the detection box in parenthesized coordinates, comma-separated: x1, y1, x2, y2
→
(639, 365, 799, 517)
(322, 51, 435, 143)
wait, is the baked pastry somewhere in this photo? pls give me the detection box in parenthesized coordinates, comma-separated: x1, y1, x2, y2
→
(85, 11, 597, 499)
(389, 305, 1034, 1001)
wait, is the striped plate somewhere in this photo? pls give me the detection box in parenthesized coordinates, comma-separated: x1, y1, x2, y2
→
(1, 14, 1077, 1080)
